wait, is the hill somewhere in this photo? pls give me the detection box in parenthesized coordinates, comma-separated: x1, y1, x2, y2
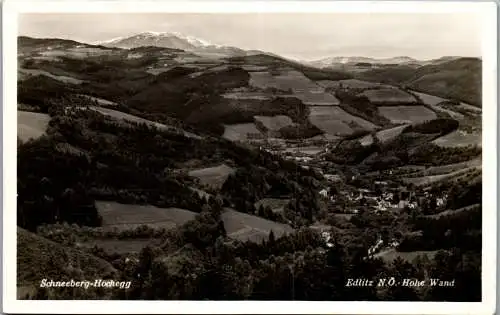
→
(353, 58, 481, 107)
(17, 227, 118, 299)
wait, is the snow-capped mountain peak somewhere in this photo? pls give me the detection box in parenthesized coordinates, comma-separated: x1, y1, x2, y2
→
(98, 31, 217, 49)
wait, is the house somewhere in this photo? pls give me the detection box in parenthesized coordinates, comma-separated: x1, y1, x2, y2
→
(319, 188, 329, 198)
(398, 200, 409, 208)
(436, 198, 445, 207)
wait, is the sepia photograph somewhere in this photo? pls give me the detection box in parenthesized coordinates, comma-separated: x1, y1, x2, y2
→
(2, 1, 497, 314)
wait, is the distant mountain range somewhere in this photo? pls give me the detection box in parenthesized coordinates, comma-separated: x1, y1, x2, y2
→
(97, 31, 251, 58)
(97, 32, 463, 66)
(306, 55, 468, 68)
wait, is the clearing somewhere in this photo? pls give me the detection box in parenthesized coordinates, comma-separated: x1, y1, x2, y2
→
(378, 106, 437, 124)
(90, 106, 201, 139)
(188, 164, 236, 190)
(309, 106, 378, 136)
(96, 201, 197, 231)
(359, 88, 418, 104)
(77, 239, 157, 255)
(222, 123, 263, 141)
(249, 70, 340, 105)
(410, 90, 447, 106)
(254, 198, 290, 213)
(374, 248, 440, 263)
(254, 115, 294, 131)
(402, 166, 480, 186)
(432, 129, 482, 148)
(317, 79, 389, 90)
(284, 146, 325, 156)
(18, 68, 84, 84)
(17, 110, 51, 142)
(78, 94, 117, 106)
(222, 208, 293, 243)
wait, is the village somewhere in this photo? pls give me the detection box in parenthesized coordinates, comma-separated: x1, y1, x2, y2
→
(255, 138, 450, 257)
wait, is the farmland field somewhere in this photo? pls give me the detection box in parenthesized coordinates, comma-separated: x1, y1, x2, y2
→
(359, 88, 418, 104)
(90, 106, 201, 139)
(78, 239, 156, 255)
(374, 248, 440, 263)
(241, 65, 268, 71)
(78, 94, 117, 106)
(249, 70, 322, 92)
(254, 115, 294, 131)
(188, 164, 236, 189)
(284, 146, 324, 155)
(222, 208, 293, 243)
(317, 79, 388, 90)
(432, 129, 481, 148)
(458, 103, 482, 113)
(254, 198, 290, 213)
(222, 123, 263, 141)
(18, 68, 84, 84)
(410, 90, 447, 106)
(402, 166, 480, 186)
(17, 110, 51, 142)
(222, 90, 271, 101)
(378, 106, 437, 124)
(426, 203, 481, 219)
(375, 124, 409, 143)
(309, 106, 378, 135)
(96, 201, 197, 231)
(429, 104, 465, 120)
(249, 70, 340, 105)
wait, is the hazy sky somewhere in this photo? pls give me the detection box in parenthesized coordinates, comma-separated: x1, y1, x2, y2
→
(19, 13, 482, 60)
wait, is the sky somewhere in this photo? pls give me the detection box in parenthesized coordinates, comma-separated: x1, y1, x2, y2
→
(19, 13, 482, 61)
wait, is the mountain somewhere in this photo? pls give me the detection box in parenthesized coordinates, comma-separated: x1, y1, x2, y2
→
(98, 31, 248, 57)
(309, 56, 420, 68)
(354, 57, 482, 106)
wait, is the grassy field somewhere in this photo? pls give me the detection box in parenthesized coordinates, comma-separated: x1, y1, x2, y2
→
(77, 239, 157, 255)
(317, 78, 389, 90)
(222, 208, 294, 243)
(410, 90, 447, 106)
(309, 106, 378, 136)
(284, 146, 325, 155)
(96, 201, 197, 231)
(432, 129, 482, 148)
(254, 115, 294, 131)
(254, 198, 290, 213)
(188, 164, 236, 190)
(18, 68, 84, 84)
(78, 94, 117, 106)
(222, 123, 263, 141)
(429, 104, 465, 120)
(17, 110, 51, 142)
(248, 70, 340, 105)
(376, 124, 409, 143)
(426, 203, 481, 219)
(294, 91, 340, 106)
(402, 166, 480, 186)
(222, 90, 271, 101)
(359, 88, 418, 104)
(90, 106, 201, 139)
(241, 65, 268, 71)
(378, 106, 437, 124)
(249, 70, 322, 91)
(374, 248, 440, 263)
(458, 103, 482, 113)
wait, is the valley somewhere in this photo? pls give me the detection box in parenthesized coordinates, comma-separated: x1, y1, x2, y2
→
(16, 33, 482, 301)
